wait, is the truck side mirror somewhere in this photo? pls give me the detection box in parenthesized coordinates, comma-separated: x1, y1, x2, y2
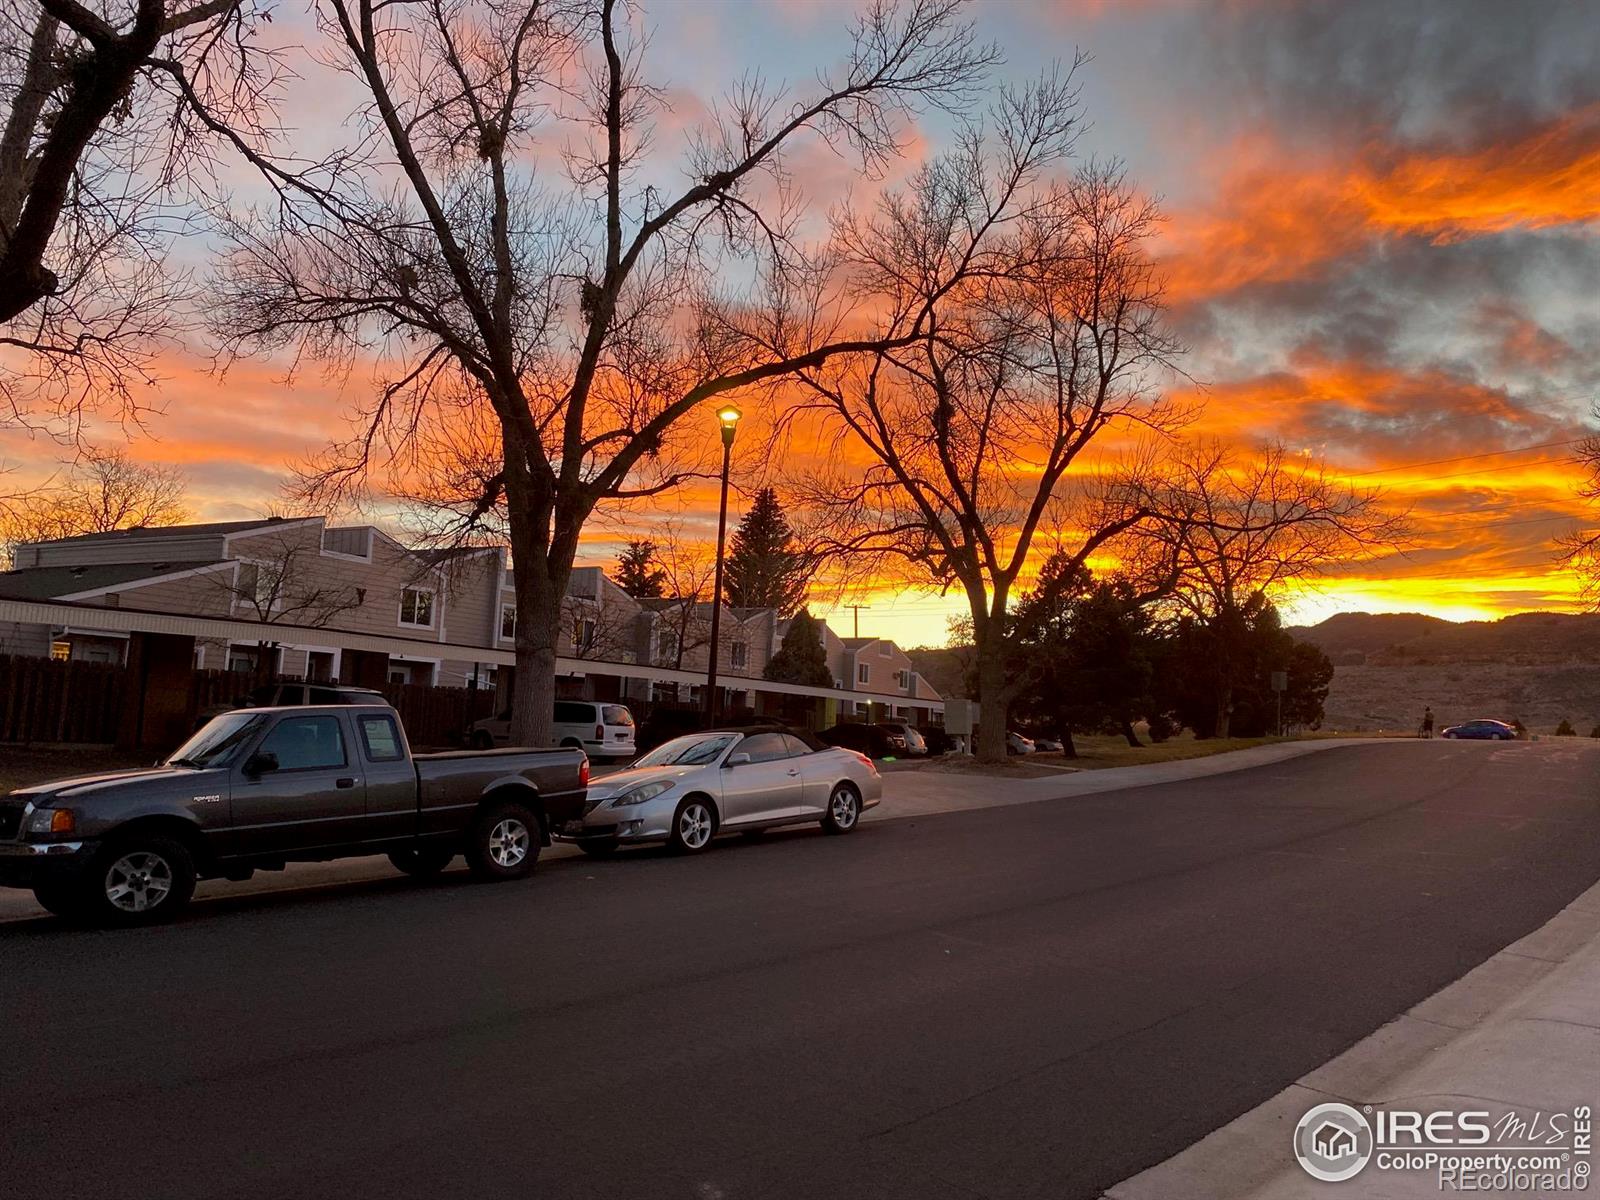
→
(243, 751, 279, 777)
(724, 752, 751, 768)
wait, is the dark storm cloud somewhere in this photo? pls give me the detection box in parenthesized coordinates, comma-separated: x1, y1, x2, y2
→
(1170, 0, 1600, 149)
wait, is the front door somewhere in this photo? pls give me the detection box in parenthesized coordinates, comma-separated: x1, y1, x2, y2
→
(226, 713, 367, 856)
(718, 732, 803, 827)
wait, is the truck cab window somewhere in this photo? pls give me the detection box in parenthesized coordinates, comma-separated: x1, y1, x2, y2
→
(258, 716, 347, 771)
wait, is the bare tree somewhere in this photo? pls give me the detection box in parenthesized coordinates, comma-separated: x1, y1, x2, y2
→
(212, 529, 366, 628)
(784, 81, 1184, 760)
(0, 0, 274, 440)
(646, 525, 716, 672)
(197, 0, 997, 746)
(1132, 441, 1404, 734)
(1559, 428, 1600, 605)
(1, 446, 188, 564)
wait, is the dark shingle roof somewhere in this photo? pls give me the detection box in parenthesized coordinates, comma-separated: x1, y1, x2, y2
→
(0, 561, 228, 600)
(23, 517, 305, 547)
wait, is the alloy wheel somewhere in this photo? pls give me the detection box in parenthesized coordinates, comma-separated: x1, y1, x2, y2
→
(678, 803, 713, 850)
(488, 818, 530, 868)
(830, 787, 859, 830)
(105, 852, 174, 914)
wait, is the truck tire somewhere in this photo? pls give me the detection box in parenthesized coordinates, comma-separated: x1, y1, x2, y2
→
(81, 834, 197, 926)
(388, 847, 456, 878)
(465, 800, 541, 881)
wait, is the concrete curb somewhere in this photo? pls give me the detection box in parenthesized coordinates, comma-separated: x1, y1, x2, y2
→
(869, 737, 1400, 822)
(1102, 879, 1600, 1199)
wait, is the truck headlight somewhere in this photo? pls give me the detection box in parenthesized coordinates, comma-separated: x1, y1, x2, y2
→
(611, 781, 672, 807)
(25, 807, 76, 837)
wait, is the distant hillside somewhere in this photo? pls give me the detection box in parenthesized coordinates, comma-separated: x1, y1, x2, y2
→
(1290, 611, 1600, 735)
(1288, 611, 1600, 667)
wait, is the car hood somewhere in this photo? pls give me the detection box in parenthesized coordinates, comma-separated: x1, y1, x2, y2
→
(9, 766, 228, 805)
(585, 763, 705, 799)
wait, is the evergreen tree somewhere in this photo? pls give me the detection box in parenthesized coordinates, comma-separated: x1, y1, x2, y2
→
(613, 539, 667, 599)
(764, 609, 834, 687)
(724, 488, 807, 616)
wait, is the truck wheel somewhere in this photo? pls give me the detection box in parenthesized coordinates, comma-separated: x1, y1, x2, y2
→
(465, 801, 541, 881)
(83, 835, 197, 926)
(388, 847, 456, 878)
(33, 883, 88, 921)
(667, 797, 717, 854)
(821, 783, 862, 834)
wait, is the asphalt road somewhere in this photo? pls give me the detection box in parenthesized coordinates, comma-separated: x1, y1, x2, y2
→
(5, 740, 1599, 1200)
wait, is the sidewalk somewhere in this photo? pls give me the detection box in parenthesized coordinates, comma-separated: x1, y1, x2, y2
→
(1104, 879, 1600, 1199)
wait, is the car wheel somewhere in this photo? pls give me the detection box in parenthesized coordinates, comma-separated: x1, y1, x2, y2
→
(465, 801, 541, 881)
(388, 847, 456, 878)
(32, 882, 88, 921)
(668, 797, 716, 854)
(472, 730, 495, 751)
(821, 783, 862, 835)
(82, 835, 197, 927)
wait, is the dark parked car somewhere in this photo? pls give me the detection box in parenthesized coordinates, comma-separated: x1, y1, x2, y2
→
(873, 722, 928, 756)
(915, 725, 957, 755)
(820, 723, 907, 759)
(197, 682, 390, 727)
(0, 705, 588, 926)
(1440, 719, 1518, 741)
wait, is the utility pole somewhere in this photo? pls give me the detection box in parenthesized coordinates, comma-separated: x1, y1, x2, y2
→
(846, 604, 866, 638)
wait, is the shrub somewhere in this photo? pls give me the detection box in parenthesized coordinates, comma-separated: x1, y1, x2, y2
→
(1555, 718, 1577, 737)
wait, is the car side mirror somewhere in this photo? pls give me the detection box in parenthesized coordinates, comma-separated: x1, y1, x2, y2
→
(724, 752, 751, 768)
(243, 751, 279, 777)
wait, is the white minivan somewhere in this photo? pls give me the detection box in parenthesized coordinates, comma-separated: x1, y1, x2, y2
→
(472, 700, 637, 761)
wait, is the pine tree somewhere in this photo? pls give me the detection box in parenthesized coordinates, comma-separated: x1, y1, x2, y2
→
(723, 488, 807, 616)
(764, 609, 834, 687)
(613, 539, 667, 598)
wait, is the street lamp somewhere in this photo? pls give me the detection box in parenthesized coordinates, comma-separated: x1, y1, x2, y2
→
(703, 404, 741, 724)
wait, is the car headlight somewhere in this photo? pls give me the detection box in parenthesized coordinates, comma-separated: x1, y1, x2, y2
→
(610, 781, 673, 807)
(25, 807, 76, 838)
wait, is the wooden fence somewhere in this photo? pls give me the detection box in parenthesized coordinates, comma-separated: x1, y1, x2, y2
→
(0, 655, 499, 750)
(0, 655, 126, 744)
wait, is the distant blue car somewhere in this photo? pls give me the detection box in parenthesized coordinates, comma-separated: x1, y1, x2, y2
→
(1440, 719, 1517, 741)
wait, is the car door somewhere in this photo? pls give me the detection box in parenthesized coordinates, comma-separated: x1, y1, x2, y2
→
(718, 732, 804, 827)
(787, 735, 835, 815)
(353, 711, 420, 844)
(226, 712, 367, 856)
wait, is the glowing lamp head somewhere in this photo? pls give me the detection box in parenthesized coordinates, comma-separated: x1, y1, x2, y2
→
(716, 404, 742, 446)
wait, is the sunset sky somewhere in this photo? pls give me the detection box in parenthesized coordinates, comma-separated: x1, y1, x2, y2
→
(7, 0, 1599, 648)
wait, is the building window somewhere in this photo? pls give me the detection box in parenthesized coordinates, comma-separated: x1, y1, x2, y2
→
(399, 587, 435, 628)
(857, 662, 870, 685)
(235, 562, 274, 610)
(572, 615, 596, 653)
(895, 669, 910, 689)
(500, 604, 516, 640)
(731, 642, 748, 669)
(49, 641, 70, 662)
(659, 629, 680, 662)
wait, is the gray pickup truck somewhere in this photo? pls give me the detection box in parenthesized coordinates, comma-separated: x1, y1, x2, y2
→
(0, 704, 588, 925)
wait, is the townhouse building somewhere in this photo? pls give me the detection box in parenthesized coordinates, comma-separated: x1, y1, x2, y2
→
(0, 517, 943, 742)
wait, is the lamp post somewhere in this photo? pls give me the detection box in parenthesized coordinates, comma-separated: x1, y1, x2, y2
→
(703, 404, 741, 724)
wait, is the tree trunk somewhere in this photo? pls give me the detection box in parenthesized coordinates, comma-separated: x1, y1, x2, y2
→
(1120, 717, 1141, 748)
(509, 553, 567, 748)
(975, 645, 1009, 763)
(1215, 685, 1233, 739)
(1060, 724, 1077, 759)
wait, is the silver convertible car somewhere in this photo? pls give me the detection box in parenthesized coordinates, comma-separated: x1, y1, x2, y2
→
(559, 726, 882, 855)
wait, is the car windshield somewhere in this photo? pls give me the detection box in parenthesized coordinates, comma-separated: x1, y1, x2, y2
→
(635, 734, 736, 767)
(167, 712, 267, 768)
